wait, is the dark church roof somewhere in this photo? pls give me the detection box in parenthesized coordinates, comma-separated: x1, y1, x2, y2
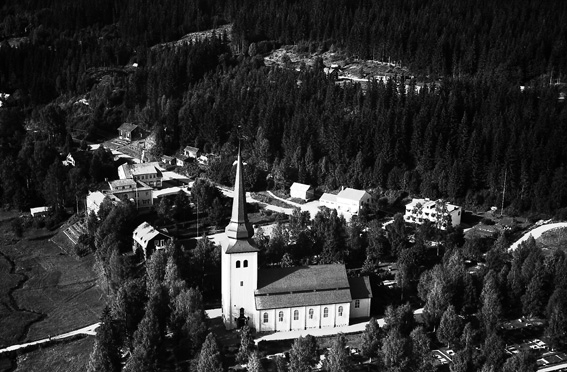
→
(225, 145, 258, 254)
(348, 276, 373, 299)
(254, 265, 352, 310)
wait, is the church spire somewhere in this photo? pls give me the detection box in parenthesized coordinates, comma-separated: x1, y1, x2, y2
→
(225, 144, 254, 240)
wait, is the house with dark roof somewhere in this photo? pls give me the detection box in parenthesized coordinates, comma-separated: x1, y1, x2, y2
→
(221, 148, 372, 332)
(118, 123, 143, 142)
(132, 222, 172, 259)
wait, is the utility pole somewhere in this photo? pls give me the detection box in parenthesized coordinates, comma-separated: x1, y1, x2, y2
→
(501, 169, 507, 217)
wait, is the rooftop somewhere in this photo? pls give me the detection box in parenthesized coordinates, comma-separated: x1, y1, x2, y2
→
(348, 276, 373, 299)
(290, 182, 313, 193)
(108, 179, 137, 189)
(133, 222, 169, 248)
(337, 188, 369, 202)
(320, 193, 337, 203)
(256, 264, 350, 295)
(118, 123, 138, 132)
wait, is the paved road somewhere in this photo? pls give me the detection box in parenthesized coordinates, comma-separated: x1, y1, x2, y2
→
(509, 222, 567, 251)
(0, 323, 100, 354)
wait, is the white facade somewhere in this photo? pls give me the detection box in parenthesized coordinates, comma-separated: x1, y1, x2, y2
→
(108, 180, 153, 209)
(404, 198, 462, 229)
(336, 188, 372, 215)
(256, 303, 350, 333)
(319, 193, 337, 209)
(290, 182, 314, 200)
(118, 162, 163, 188)
(221, 246, 259, 330)
(350, 298, 371, 319)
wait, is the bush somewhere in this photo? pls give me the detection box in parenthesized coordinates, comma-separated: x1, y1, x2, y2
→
(11, 217, 23, 237)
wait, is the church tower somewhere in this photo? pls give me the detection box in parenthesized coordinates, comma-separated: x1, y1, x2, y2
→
(221, 146, 259, 330)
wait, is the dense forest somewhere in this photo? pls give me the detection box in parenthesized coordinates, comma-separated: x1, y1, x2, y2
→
(0, 0, 566, 217)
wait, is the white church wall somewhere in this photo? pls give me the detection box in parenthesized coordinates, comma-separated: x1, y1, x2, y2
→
(335, 302, 350, 327)
(290, 306, 306, 331)
(320, 303, 336, 328)
(350, 298, 371, 319)
(305, 305, 321, 329)
(223, 249, 258, 330)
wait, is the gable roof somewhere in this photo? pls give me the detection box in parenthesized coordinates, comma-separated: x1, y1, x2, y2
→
(290, 182, 313, 193)
(133, 222, 169, 248)
(320, 193, 337, 203)
(255, 265, 351, 310)
(337, 188, 369, 202)
(348, 276, 373, 299)
(184, 145, 199, 153)
(118, 123, 138, 133)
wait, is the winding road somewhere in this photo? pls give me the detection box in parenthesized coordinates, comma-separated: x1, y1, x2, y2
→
(508, 222, 567, 251)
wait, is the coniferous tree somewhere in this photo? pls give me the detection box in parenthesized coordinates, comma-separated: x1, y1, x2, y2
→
(196, 333, 223, 372)
(87, 306, 121, 372)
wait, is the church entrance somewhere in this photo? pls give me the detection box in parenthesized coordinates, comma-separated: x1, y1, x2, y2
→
(237, 308, 248, 328)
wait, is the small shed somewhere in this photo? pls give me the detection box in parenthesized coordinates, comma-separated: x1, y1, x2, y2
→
(30, 206, 50, 218)
(290, 182, 314, 201)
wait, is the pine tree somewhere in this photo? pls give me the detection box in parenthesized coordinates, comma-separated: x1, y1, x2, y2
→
(87, 306, 121, 372)
(360, 318, 382, 362)
(247, 351, 264, 372)
(325, 333, 351, 372)
(236, 325, 255, 364)
(196, 333, 223, 372)
(289, 335, 318, 372)
(437, 305, 463, 349)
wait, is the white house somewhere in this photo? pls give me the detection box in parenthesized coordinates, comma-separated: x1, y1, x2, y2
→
(319, 193, 337, 209)
(319, 188, 371, 216)
(336, 188, 372, 215)
(290, 182, 314, 201)
(404, 198, 462, 229)
(108, 179, 153, 210)
(85, 191, 120, 217)
(118, 162, 163, 188)
(30, 206, 50, 218)
(132, 222, 172, 259)
(221, 148, 372, 332)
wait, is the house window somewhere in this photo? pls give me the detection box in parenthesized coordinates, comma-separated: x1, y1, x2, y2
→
(293, 310, 299, 320)
(355, 300, 360, 308)
(236, 261, 241, 268)
(263, 313, 268, 323)
(278, 311, 284, 322)
(244, 260, 248, 268)
(309, 309, 314, 319)
(240, 281, 243, 286)
(323, 307, 329, 318)
(338, 306, 343, 316)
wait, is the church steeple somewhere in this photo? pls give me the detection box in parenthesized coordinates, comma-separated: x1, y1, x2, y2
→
(225, 145, 254, 240)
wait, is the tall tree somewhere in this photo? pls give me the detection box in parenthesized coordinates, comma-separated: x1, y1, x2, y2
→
(289, 335, 318, 372)
(360, 318, 382, 363)
(87, 306, 121, 372)
(325, 333, 351, 372)
(196, 333, 223, 372)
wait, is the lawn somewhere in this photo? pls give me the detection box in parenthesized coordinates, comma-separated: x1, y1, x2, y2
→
(0, 220, 105, 347)
(14, 336, 95, 372)
(536, 227, 567, 253)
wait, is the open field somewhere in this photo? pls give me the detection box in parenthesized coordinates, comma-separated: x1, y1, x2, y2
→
(14, 336, 94, 372)
(0, 219, 105, 350)
(536, 226, 567, 253)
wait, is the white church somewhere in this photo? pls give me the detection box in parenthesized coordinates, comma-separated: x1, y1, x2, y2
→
(221, 148, 373, 332)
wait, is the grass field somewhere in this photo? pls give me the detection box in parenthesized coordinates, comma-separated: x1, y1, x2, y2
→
(14, 336, 94, 372)
(536, 227, 567, 253)
(0, 218, 105, 347)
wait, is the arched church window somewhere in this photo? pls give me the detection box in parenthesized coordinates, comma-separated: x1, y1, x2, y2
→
(244, 260, 248, 268)
(236, 260, 240, 268)
(293, 310, 299, 320)
(323, 307, 329, 318)
(338, 306, 343, 316)
(278, 311, 284, 322)
(309, 308, 314, 319)
(263, 313, 268, 323)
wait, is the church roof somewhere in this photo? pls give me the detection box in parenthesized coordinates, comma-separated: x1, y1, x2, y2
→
(254, 265, 352, 309)
(348, 276, 373, 299)
(225, 239, 259, 254)
(225, 145, 255, 245)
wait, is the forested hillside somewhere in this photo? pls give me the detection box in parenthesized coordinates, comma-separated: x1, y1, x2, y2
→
(0, 0, 566, 216)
